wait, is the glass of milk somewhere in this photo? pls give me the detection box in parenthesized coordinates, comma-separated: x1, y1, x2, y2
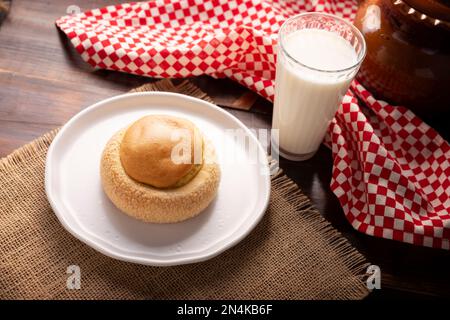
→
(272, 13, 366, 161)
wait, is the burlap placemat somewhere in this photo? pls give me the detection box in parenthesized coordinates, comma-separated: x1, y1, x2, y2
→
(0, 80, 370, 300)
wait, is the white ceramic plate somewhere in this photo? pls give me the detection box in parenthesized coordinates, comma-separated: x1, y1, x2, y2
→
(45, 92, 270, 266)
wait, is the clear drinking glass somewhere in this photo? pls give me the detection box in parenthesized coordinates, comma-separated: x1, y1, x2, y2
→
(272, 12, 366, 161)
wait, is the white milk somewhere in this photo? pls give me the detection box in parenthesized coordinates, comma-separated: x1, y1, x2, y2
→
(272, 29, 358, 160)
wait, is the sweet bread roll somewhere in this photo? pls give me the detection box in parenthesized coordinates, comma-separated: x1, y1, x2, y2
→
(100, 115, 220, 223)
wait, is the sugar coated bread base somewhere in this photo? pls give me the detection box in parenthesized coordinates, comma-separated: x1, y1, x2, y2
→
(100, 129, 221, 223)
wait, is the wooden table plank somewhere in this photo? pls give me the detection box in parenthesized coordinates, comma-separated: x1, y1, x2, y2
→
(1, 0, 449, 299)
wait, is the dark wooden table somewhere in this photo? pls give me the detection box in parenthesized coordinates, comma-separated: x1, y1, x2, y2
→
(1, 0, 449, 300)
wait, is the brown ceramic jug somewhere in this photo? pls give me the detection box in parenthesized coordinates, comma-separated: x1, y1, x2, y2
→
(354, 0, 450, 114)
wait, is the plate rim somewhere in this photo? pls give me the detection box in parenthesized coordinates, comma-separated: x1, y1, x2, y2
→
(45, 91, 271, 266)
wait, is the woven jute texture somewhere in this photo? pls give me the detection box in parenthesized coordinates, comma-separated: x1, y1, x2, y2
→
(0, 79, 370, 300)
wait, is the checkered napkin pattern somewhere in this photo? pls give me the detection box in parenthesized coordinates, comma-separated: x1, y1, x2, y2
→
(56, 0, 450, 249)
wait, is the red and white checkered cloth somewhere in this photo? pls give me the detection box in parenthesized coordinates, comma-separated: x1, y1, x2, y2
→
(56, 0, 450, 249)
